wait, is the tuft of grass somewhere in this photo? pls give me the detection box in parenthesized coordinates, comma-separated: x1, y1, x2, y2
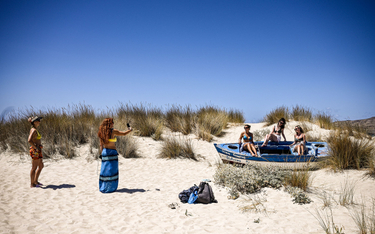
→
(315, 112, 334, 130)
(116, 135, 140, 158)
(318, 191, 335, 209)
(240, 194, 268, 214)
(227, 109, 245, 123)
(165, 105, 195, 135)
(283, 166, 312, 192)
(311, 207, 345, 234)
(158, 137, 196, 160)
(262, 106, 289, 126)
(116, 103, 164, 139)
(196, 106, 229, 140)
(324, 130, 375, 170)
(349, 202, 368, 234)
(338, 178, 355, 207)
(291, 105, 313, 122)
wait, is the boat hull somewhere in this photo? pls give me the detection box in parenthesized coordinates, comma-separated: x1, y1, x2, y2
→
(214, 141, 329, 169)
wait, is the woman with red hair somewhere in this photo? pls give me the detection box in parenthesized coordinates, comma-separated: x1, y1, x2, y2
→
(98, 118, 132, 193)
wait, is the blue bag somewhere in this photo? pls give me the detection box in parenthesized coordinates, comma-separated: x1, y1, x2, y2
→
(188, 190, 198, 204)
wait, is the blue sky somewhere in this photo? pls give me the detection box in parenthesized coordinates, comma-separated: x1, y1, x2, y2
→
(1, 0, 374, 122)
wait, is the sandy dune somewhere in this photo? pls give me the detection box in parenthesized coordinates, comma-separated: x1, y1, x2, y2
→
(1, 123, 374, 233)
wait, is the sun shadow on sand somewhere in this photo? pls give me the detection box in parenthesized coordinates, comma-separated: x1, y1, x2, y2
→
(116, 188, 146, 193)
(42, 184, 76, 190)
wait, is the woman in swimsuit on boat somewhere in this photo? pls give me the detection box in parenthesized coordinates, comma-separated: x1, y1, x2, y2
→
(28, 116, 44, 188)
(98, 118, 132, 193)
(290, 125, 306, 156)
(239, 124, 257, 157)
(261, 118, 287, 147)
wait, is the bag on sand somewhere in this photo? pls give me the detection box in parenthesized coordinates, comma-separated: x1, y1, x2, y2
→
(179, 185, 199, 203)
(196, 182, 217, 204)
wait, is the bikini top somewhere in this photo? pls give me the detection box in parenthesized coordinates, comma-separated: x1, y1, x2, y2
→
(295, 135, 304, 142)
(108, 128, 117, 143)
(273, 126, 282, 134)
(243, 134, 252, 140)
(33, 128, 42, 140)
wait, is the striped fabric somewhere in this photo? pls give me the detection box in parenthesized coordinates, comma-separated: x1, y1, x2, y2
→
(99, 148, 119, 193)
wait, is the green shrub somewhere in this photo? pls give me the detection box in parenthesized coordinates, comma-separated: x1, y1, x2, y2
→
(214, 164, 289, 194)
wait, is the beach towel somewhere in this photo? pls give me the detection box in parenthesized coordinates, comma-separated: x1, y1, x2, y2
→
(99, 148, 119, 193)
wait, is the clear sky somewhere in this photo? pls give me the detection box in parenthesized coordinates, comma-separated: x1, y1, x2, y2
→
(1, 0, 374, 122)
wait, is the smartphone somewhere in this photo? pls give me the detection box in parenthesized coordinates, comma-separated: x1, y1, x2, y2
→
(127, 123, 130, 128)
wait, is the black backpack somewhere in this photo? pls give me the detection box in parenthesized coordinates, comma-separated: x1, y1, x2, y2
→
(178, 185, 199, 203)
(196, 182, 217, 204)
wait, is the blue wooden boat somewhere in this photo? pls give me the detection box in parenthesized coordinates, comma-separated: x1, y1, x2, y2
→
(214, 141, 329, 168)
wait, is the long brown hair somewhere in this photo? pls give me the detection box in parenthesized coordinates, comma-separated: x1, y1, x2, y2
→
(98, 118, 114, 145)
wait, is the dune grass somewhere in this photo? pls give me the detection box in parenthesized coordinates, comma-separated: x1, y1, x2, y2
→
(291, 105, 313, 122)
(0, 103, 244, 158)
(165, 105, 194, 135)
(325, 129, 375, 170)
(348, 198, 375, 234)
(315, 112, 334, 130)
(116, 103, 164, 140)
(227, 109, 245, 123)
(158, 137, 196, 160)
(262, 106, 289, 126)
(312, 207, 345, 234)
(283, 166, 312, 192)
(338, 178, 355, 207)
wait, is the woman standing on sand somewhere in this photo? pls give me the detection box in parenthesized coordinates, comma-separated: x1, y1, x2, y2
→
(28, 116, 44, 188)
(261, 118, 287, 147)
(98, 118, 132, 193)
(290, 125, 306, 156)
(239, 124, 258, 157)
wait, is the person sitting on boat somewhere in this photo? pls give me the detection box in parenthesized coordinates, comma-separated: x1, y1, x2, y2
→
(261, 118, 287, 147)
(239, 124, 258, 157)
(290, 125, 306, 156)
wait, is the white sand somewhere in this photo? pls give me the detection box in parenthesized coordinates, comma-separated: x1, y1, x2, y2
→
(1, 123, 375, 234)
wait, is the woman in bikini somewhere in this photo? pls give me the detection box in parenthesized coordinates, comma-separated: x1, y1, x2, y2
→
(261, 118, 287, 147)
(98, 118, 132, 193)
(239, 124, 257, 157)
(290, 125, 306, 156)
(28, 116, 44, 188)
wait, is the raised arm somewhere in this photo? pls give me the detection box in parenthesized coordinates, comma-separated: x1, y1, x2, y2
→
(113, 128, 133, 136)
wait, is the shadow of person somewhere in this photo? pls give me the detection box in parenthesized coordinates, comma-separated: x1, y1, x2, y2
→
(42, 184, 76, 190)
(116, 188, 146, 193)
